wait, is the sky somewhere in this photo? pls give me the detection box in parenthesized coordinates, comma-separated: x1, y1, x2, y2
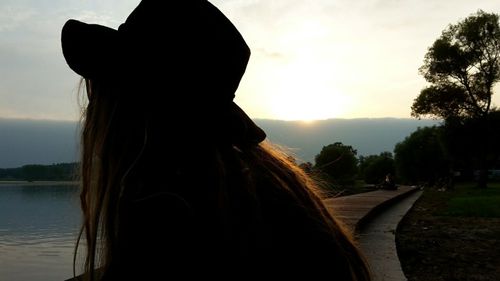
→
(1, 0, 500, 122)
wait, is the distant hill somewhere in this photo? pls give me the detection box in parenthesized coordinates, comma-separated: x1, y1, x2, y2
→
(0, 162, 77, 181)
(0, 118, 79, 168)
(0, 117, 440, 168)
(255, 118, 441, 163)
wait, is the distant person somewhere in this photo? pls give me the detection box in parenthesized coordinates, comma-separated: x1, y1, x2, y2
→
(383, 173, 396, 190)
(61, 1, 371, 280)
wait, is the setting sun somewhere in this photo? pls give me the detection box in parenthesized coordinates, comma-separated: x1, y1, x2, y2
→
(232, 14, 363, 122)
(266, 54, 353, 121)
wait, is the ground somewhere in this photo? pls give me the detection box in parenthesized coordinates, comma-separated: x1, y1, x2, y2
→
(396, 183, 500, 281)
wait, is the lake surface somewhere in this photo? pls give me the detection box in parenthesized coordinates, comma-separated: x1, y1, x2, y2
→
(0, 183, 81, 281)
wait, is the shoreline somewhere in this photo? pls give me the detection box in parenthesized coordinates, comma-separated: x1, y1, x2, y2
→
(0, 180, 79, 186)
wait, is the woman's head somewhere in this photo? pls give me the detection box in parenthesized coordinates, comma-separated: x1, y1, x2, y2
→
(62, 1, 265, 146)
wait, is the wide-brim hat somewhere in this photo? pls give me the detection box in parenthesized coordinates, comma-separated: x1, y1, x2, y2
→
(61, 0, 266, 145)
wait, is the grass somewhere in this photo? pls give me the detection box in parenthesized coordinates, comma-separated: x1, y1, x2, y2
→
(438, 182, 500, 218)
(396, 181, 500, 281)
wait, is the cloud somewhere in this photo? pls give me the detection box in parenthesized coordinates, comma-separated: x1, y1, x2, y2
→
(0, 0, 141, 120)
(1, 0, 500, 121)
(0, 5, 38, 31)
(255, 48, 286, 59)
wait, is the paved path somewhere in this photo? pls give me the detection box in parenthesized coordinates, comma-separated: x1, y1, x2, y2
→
(357, 190, 422, 281)
(323, 186, 418, 231)
(323, 186, 421, 281)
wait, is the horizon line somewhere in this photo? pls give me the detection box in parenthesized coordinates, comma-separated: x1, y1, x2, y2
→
(0, 116, 442, 123)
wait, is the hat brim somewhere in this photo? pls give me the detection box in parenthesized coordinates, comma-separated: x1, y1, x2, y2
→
(229, 102, 266, 145)
(61, 6, 267, 146)
(61, 19, 120, 79)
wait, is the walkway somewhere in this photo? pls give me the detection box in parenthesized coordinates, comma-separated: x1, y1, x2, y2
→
(323, 186, 418, 231)
(323, 186, 421, 281)
(357, 190, 422, 281)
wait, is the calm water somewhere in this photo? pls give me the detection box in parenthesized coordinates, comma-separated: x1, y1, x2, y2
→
(0, 183, 81, 281)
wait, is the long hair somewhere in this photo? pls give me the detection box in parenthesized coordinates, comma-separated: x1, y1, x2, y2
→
(75, 78, 148, 281)
(244, 144, 371, 280)
(74, 78, 371, 281)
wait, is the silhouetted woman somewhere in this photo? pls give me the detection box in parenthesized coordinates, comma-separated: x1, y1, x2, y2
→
(61, 1, 371, 280)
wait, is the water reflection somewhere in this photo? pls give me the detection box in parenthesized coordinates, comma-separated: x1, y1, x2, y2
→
(0, 183, 81, 281)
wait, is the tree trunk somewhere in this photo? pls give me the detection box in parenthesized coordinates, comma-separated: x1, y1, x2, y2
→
(476, 168, 488, 188)
(476, 115, 489, 189)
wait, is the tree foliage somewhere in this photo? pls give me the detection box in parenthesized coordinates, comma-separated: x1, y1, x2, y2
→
(394, 127, 449, 184)
(0, 163, 77, 181)
(298, 162, 313, 174)
(314, 142, 358, 185)
(358, 152, 395, 184)
(413, 10, 500, 119)
(441, 111, 500, 177)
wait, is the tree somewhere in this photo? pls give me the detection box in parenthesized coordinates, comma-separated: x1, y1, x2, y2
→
(394, 127, 449, 185)
(412, 10, 500, 120)
(412, 10, 500, 188)
(298, 162, 313, 174)
(440, 111, 500, 180)
(358, 152, 395, 184)
(314, 142, 358, 185)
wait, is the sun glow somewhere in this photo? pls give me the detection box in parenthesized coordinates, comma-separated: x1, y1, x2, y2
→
(237, 17, 358, 122)
(268, 56, 353, 121)
(252, 18, 355, 122)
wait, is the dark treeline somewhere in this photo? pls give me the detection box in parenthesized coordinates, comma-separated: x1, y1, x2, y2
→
(301, 142, 397, 192)
(300, 114, 500, 192)
(394, 114, 500, 186)
(0, 162, 78, 181)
